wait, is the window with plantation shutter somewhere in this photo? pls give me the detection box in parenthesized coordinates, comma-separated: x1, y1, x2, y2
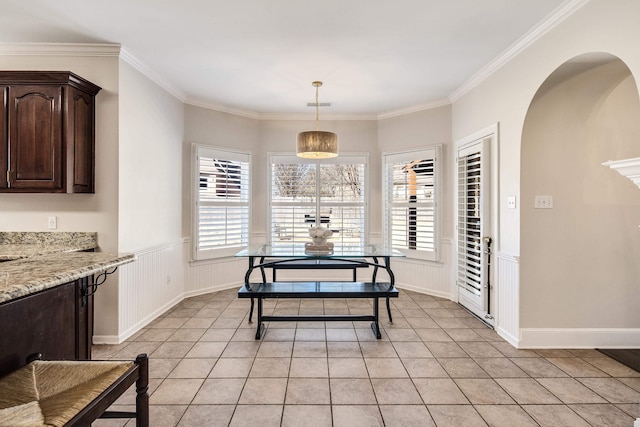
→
(383, 146, 440, 261)
(193, 145, 250, 260)
(269, 154, 367, 246)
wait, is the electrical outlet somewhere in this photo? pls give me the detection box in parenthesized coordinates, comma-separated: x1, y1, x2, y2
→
(47, 216, 57, 229)
(507, 195, 517, 209)
(534, 196, 553, 209)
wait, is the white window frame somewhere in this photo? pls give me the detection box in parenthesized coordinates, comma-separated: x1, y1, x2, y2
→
(382, 145, 441, 261)
(192, 143, 251, 260)
(267, 153, 369, 245)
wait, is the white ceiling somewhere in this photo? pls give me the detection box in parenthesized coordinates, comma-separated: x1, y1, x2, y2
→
(2, 0, 577, 116)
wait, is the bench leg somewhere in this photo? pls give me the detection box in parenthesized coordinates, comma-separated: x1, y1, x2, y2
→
(370, 297, 382, 339)
(386, 297, 393, 323)
(135, 354, 150, 427)
(255, 298, 265, 339)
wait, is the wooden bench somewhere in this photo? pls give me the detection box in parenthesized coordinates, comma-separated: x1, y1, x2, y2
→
(238, 281, 398, 339)
(0, 353, 149, 427)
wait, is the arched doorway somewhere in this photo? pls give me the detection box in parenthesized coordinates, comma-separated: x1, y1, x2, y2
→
(519, 53, 640, 348)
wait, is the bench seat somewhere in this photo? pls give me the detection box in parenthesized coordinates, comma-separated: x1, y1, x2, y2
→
(239, 281, 398, 339)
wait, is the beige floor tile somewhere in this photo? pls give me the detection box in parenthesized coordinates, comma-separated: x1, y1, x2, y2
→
(282, 405, 332, 427)
(150, 317, 188, 329)
(535, 349, 574, 358)
(181, 317, 215, 329)
(219, 341, 260, 358)
(355, 327, 389, 342)
(495, 378, 562, 404)
(135, 328, 175, 342)
(295, 328, 326, 341)
(210, 316, 243, 328)
(209, 357, 253, 378)
(570, 403, 636, 426)
(290, 357, 329, 378)
(474, 405, 538, 427)
(256, 341, 293, 357)
(474, 357, 528, 378)
(147, 405, 187, 427)
(165, 308, 199, 318)
(546, 357, 609, 377)
(415, 328, 454, 342)
(151, 378, 204, 404)
(379, 405, 435, 427)
(413, 378, 469, 404)
(285, 378, 331, 404)
(186, 341, 227, 358)
(332, 404, 384, 427)
(148, 358, 181, 379)
(510, 357, 570, 377)
(522, 404, 591, 426)
(293, 341, 327, 357)
(192, 378, 245, 404)
(330, 378, 377, 404)
(249, 357, 290, 377)
(326, 328, 358, 341)
(578, 377, 640, 403)
(490, 341, 539, 358)
(231, 328, 258, 341)
(536, 377, 607, 404)
(329, 357, 369, 378)
(328, 341, 363, 358)
(427, 405, 488, 427)
(168, 358, 215, 378)
(438, 357, 490, 378)
(360, 342, 398, 358)
(177, 405, 234, 427)
(152, 342, 195, 358)
(458, 341, 504, 358)
(583, 356, 640, 377)
(167, 328, 206, 342)
(443, 328, 484, 342)
(262, 327, 296, 341)
(229, 404, 283, 427)
(370, 378, 422, 404)
(433, 317, 469, 329)
(405, 317, 440, 329)
(392, 341, 433, 358)
(364, 357, 408, 378)
(239, 377, 288, 404)
(619, 377, 640, 392)
(615, 402, 640, 418)
(384, 328, 421, 341)
(402, 358, 449, 378)
(424, 341, 467, 358)
(454, 378, 515, 404)
(199, 328, 236, 341)
(113, 341, 162, 359)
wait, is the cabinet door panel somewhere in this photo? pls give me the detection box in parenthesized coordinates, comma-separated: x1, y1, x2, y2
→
(9, 85, 63, 190)
(68, 88, 95, 193)
(0, 86, 6, 189)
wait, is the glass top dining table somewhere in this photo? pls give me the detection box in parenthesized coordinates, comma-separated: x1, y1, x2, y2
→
(235, 243, 405, 259)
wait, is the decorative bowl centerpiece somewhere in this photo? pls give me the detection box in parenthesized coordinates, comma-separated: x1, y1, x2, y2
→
(305, 226, 334, 254)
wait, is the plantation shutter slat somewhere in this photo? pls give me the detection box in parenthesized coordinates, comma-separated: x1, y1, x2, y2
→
(383, 148, 439, 261)
(195, 146, 250, 259)
(269, 155, 366, 245)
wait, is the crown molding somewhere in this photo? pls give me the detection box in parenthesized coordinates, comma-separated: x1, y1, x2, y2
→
(258, 112, 378, 121)
(448, 0, 590, 102)
(119, 46, 186, 101)
(0, 42, 121, 56)
(377, 98, 451, 120)
(185, 97, 261, 120)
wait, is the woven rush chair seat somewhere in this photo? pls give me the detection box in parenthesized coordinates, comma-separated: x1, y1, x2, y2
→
(0, 354, 148, 427)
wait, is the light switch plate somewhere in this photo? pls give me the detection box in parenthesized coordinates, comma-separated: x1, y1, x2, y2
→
(534, 195, 553, 209)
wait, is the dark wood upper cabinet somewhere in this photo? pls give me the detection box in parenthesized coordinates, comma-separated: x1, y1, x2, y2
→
(0, 71, 101, 193)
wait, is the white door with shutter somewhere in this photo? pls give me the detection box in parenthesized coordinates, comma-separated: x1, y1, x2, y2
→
(457, 139, 493, 324)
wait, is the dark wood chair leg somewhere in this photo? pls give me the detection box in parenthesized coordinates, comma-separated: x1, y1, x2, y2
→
(135, 353, 149, 427)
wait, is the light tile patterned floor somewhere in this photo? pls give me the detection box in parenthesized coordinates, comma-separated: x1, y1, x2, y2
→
(93, 288, 640, 426)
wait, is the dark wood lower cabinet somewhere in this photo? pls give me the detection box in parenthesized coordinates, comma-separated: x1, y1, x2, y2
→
(0, 277, 94, 377)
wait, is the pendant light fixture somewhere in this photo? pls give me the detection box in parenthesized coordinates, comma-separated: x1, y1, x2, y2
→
(296, 81, 338, 159)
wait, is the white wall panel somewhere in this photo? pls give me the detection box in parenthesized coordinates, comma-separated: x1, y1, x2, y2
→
(496, 252, 520, 347)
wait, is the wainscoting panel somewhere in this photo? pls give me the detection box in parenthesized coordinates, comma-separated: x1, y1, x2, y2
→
(496, 252, 520, 347)
(186, 256, 246, 296)
(100, 239, 186, 344)
(395, 240, 455, 300)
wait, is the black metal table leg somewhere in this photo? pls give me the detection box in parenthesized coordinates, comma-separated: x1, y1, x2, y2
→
(255, 297, 265, 339)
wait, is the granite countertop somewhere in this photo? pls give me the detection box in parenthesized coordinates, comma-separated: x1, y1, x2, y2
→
(0, 232, 98, 261)
(0, 252, 135, 304)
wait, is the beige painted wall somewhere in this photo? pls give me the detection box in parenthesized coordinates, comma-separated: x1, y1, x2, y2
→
(521, 60, 640, 328)
(452, 0, 640, 334)
(118, 60, 185, 252)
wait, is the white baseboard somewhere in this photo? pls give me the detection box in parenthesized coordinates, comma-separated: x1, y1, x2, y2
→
(519, 328, 640, 349)
(496, 326, 520, 347)
(397, 282, 455, 301)
(183, 282, 241, 299)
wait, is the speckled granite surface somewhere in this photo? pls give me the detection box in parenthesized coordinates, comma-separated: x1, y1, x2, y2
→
(0, 232, 98, 261)
(0, 252, 135, 304)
